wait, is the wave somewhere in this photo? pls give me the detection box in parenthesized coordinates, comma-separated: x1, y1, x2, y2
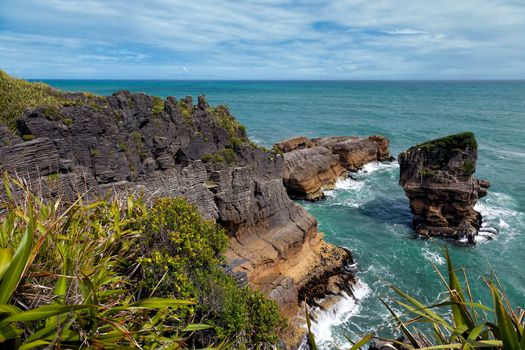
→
(325, 177, 364, 198)
(474, 192, 524, 243)
(358, 160, 399, 175)
(309, 280, 371, 349)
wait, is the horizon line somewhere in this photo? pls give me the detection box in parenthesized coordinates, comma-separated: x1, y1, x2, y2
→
(29, 78, 525, 82)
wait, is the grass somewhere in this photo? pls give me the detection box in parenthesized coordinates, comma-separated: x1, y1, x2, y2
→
(0, 176, 284, 349)
(0, 70, 63, 129)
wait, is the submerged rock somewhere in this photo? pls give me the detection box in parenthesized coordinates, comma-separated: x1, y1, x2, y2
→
(274, 135, 392, 200)
(398, 132, 490, 243)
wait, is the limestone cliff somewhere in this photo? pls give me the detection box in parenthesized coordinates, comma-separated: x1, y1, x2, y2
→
(274, 135, 392, 200)
(398, 132, 490, 243)
(0, 91, 354, 347)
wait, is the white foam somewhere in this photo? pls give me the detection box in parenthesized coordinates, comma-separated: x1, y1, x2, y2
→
(309, 280, 371, 348)
(474, 192, 524, 241)
(325, 177, 364, 198)
(422, 248, 445, 265)
(358, 161, 399, 175)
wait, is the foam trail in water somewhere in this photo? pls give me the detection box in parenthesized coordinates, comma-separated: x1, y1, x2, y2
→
(309, 280, 371, 349)
(422, 248, 445, 265)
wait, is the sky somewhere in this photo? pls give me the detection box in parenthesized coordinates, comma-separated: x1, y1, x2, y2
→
(1, 0, 525, 80)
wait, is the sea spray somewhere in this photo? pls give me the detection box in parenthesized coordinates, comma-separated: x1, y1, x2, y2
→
(308, 280, 371, 349)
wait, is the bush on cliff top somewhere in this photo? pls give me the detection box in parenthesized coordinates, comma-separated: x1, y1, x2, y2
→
(0, 177, 283, 349)
(411, 131, 478, 152)
(0, 69, 63, 129)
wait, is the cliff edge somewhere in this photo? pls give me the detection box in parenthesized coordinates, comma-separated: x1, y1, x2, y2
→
(0, 90, 354, 346)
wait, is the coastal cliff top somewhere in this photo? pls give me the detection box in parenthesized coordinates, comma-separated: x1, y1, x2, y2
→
(405, 131, 478, 154)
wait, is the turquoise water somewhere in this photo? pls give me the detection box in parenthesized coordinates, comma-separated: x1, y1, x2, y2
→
(43, 80, 525, 348)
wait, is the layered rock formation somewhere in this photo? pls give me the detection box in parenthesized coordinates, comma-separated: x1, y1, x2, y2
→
(0, 91, 355, 347)
(274, 135, 392, 200)
(398, 132, 490, 243)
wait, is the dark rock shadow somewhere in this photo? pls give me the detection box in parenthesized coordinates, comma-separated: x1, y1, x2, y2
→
(358, 196, 413, 228)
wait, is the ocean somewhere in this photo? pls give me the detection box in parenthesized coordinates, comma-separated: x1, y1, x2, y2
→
(42, 80, 525, 349)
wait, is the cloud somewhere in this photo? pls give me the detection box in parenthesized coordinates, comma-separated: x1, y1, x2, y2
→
(0, 0, 524, 79)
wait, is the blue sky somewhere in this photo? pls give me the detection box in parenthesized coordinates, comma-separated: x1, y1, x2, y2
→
(1, 0, 524, 79)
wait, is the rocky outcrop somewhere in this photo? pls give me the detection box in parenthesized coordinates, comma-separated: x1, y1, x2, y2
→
(398, 132, 490, 243)
(274, 135, 392, 200)
(0, 91, 354, 347)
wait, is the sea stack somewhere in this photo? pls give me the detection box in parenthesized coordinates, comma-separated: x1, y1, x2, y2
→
(398, 132, 490, 243)
(274, 135, 392, 200)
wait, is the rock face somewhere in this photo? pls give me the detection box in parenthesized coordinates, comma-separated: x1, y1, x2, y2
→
(0, 91, 355, 347)
(398, 132, 490, 243)
(274, 135, 392, 200)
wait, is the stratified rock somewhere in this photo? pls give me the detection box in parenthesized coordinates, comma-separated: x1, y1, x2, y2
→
(274, 135, 392, 200)
(281, 146, 347, 200)
(0, 91, 354, 348)
(398, 132, 490, 243)
(313, 135, 392, 171)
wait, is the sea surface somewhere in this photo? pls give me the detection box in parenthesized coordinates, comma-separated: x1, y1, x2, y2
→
(42, 80, 525, 348)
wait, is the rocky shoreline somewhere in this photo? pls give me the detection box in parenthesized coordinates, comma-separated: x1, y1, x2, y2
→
(0, 91, 393, 348)
(274, 135, 392, 200)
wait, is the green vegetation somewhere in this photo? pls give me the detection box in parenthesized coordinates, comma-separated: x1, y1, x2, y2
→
(463, 159, 474, 173)
(0, 70, 62, 129)
(178, 99, 193, 125)
(412, 132, 478, 153)
(117, 140, 129, 152)
(0, 177, 283, 349)
(46, 172, 60, 181)
(201, 148, 236, 165)
(209, 106, 248, 144)
(137, 198, 283, 346)
(419, 167, 438, 177)
(113, 109, 124, 122)
(21, 134, 33, 141)
(89, 148, 100, 157)
(152, 96, 164, 117)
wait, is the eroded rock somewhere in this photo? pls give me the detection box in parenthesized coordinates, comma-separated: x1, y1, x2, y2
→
(398, 132, 490, 243)
(0, 91, 355, 348)
(274, 135, 392, 200)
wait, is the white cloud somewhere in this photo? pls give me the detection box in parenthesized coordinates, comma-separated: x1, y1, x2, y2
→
(0, 0, 524, 78)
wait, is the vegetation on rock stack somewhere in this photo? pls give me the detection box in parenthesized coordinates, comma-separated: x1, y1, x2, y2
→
(0, 177, 283, 349)
(410, 131, 478, 153)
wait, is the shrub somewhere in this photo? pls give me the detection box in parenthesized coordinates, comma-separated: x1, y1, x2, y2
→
(209, 105, 248, 142)
(136, 197, 284, 347)
(0, 177, 210, 349)
(0, 179, 284, 349)
(151, 96, 164, 117)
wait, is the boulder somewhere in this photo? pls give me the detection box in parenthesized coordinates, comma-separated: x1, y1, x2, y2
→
(398, 132, 490, 243)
